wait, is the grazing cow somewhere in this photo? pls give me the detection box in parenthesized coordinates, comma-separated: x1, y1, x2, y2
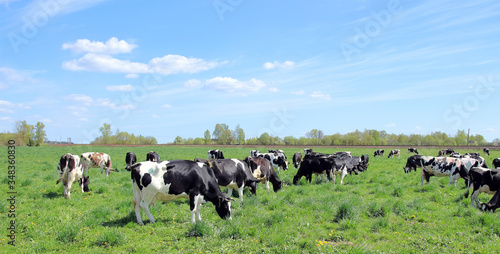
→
(205, 159, 260, 201)
(387, 149, 400, 158)
(304, 148, 313, 156)
(208, 149, 225, 159)
(131, 160, 232, 225)
(408, 148, 419, 154)
(483, 148, 490, 156)
(330, 156, 352, 185)
(293, 157, 334, 184)
(493, 158, 500, 169)
(125, 152, 137, 171)
(269, 149, 287, 159)
(464, 167, 500, 211)
(292, 152, 302, 169)
(257, 152, 288, 171)
(438, 149, 454, 157)
(250, 150, 260, 157)
(349, 154, 369, 174)
(373, 149, 384, 157)
(80, 152, 113, 176)
(146, 151, 161, 162)
(421, 157, 463, 186)
(403, 155, 435, 174)
(244, 156, 283, 193)
(56, 153, 88, 198)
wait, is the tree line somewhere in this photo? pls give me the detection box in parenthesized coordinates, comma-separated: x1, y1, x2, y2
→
(1, 121, 497, 147)
(0, 120, 46, 146)
(173, 125, 497, 147)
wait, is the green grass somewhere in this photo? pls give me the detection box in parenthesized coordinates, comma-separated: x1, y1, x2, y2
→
(1, 145, 499, 253)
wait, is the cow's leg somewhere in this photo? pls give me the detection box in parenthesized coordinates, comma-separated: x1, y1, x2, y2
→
(191, 193, 205, 223)
(139, 194, 156, 224)
(420, 171, 426, 186)
(227, 188, 233, 199)
(471, 189, 480, 208)
(237, 185, 244, 202)
(265, 180, 270, 193)
(340, 168, 348, 185)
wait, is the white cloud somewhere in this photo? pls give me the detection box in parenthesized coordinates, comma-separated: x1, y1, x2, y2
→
(149, 55, 223, 75)
(291, 90, 305, 95)
(385, 123, 396, 127)
(64, 94, 94, 105)
(0, 67, 24, 82)
(269, 87, 279, 92)
(0, 116, 12, 121)
(162, 104, 172, 108)
(106, 84, 134, 92)
(184, 79, 202, 88)
(416, 125, 423, 130)
(263, 60, 294, 70)
(152, 114, 160, 118)
(96, 99, 135, 110)
(125, 73, 139, 78)
(0, 99, 31, 113)
(62, 37, 136, 54)
(310, 91, 331, 100)
(62, 53, 150, 73)
(204, 77, 266, 93)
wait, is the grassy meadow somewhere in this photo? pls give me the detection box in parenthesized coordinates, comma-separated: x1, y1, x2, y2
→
(1, 145, 499, 253)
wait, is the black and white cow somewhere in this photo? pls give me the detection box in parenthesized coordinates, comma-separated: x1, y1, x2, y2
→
(304, 148, 313, 156)
(373, 149, 384, 157)
(257, 152, 288, 171)
(292, 152, 302, 169)
(293, 156, 334, 184)
(208, 149, 225, 159)
(131, 160, 232, 225)
(438, 149, 454, 157)
(483, 148, 490, 156)
(464, 167, 500, 211)
(244, 156, 283, 193)
(269, 149, 287, 159)
(56, 153, 88, 198)
(421, 157, 463, 186)
(408, 148, 419, 154)
(146, 151, 161, 162)
(493, 158, 500, 169)
(250, 150, 260, 157)
(203, 159, 260, 201)
(387, 149, 400, 158)
(349, 154, 369, 174)
(125, 152, 137, 171)
(404, 155, 435, 174)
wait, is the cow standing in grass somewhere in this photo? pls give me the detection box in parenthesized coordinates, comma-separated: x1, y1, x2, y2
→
(131, 160, 232, 225)
(81, 152, 113, 176)
(56, 153, 88, 198)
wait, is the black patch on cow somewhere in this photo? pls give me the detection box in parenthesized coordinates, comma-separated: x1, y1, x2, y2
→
(68, 156, 76, 172)
(142, 173, 152, 188)
(130, 163, 143, 190)
(166, 165, 175, 170)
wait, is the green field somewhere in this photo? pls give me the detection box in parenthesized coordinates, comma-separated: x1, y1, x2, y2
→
(1, 145, 499, 253)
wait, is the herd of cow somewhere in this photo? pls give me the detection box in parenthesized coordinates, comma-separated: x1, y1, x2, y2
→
(55, 147, 499, 225)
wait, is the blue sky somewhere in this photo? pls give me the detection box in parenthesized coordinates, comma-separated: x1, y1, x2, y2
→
(1, 0, 500, 144)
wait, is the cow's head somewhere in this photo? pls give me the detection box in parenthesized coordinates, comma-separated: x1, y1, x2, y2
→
(215, 194, 232, 220)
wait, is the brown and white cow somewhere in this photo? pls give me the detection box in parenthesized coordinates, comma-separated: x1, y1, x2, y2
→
(56, 153, 88, 198)
(81, 152, 113, 176)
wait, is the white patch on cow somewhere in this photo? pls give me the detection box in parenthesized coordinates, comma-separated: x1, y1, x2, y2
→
(252, 165, 262, 179)
(197, 162, 205, 168)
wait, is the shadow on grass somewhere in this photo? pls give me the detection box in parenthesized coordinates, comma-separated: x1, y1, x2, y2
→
(43, 191, 62, 199)
(102, 211, 137, 227)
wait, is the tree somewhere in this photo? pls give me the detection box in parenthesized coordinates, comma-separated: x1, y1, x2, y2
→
(455, 130, 467, 146)
(234, 125, 245, 145)
(15, 120, 35, 146)
(174, 136, 184, 144)
(259, 132, 270, 145)
(99, 123, 112, 144)
(213, 123, 231, 144)
(34, 121, 46, 146)
(204, 130, 211, 145)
